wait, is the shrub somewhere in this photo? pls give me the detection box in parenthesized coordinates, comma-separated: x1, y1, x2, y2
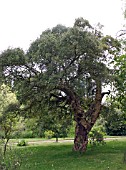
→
(17, 140, 27, 147)
(88, 127, 106, 146)
(44, 130, 54, 139)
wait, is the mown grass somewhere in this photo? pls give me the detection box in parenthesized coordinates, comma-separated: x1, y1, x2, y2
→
(8, 139, 126, 170)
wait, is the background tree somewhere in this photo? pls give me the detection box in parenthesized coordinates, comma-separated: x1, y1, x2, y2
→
(111, 4, 126, 136)
(0, 84, 19, 156)
(101, 99, 126, 136)
(114, 53, 126, 108)
(0, 18, 121, 152)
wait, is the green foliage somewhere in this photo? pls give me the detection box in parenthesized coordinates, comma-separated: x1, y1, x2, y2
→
(106, 113, 126, 136)
(67, 122, 75, 138)
(0, 84, 20, 156)
(12, 117, 39, 139)
(89, 126, 106, 146)
(36, 105, 73, 140)
(0, 48, 25, 66)
(101, 99, 126, 136)
(20, 131, 35, 138)
(44, 130, 54, 139)
(114, 54, 126, 113)
(0, 18, 121, 117)
(111, 29, 126, 136)
(17, 139, 28, 147)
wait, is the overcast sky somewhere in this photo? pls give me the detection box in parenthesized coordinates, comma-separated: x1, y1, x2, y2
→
(0, 0, 124, 53)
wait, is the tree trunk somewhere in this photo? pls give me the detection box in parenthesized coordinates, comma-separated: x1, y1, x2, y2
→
(56, 137, 58, 142)
(71, 99, 91, 153)
(3, 138, 9, 157)
(73, 122, 88, 152)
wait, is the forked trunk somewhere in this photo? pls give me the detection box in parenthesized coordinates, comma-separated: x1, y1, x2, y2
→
(72, 83, 107, 152)
(58, 82, 109, 153)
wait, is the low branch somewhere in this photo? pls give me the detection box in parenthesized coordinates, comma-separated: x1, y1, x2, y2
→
(101, 90, 110, 98)
(50, 93, 67, 103)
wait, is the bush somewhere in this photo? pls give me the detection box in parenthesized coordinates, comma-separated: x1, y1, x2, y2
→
(17, 140, 27, 147)
(44, 130, 54, 139)
(88, 126, 106, 146)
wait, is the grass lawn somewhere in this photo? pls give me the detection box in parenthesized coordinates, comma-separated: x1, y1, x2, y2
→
(6, 139, 126, 170)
